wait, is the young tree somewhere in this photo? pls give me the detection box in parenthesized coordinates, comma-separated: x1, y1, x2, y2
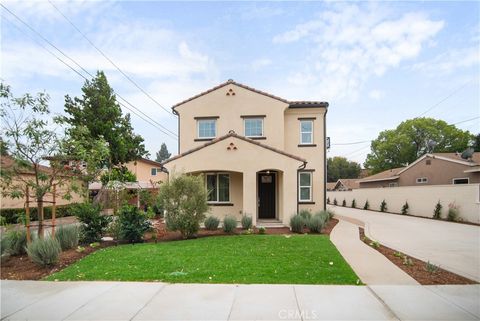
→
(364, 118, 473, 174)
(58, 71, 147, 168)
(327, 157, 361, 182)
(155, 143, 171, 162)
(0, 84, 75, 238)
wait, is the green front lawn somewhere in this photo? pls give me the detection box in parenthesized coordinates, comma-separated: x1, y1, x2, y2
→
(46, 235, 360, 284)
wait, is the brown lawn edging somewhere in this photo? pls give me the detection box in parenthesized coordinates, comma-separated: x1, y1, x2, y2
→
(359, 227, 477, 285)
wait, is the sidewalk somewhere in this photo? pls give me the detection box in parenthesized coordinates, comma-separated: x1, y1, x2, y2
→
(330, 219, 418, 285)
(1, 280, 478, 320)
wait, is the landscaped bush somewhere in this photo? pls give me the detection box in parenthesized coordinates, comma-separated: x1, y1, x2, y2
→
(26, 237, 61, 267)
(118, 205, 152, 243)
(342, 199, 346, 207)
(308, 211, 329, 233)
(158, 174, 209, 239)
(351, 199, 356, 208)
(3, 229, 27, 255)
(204, 216, 220, 230)
(223, 216, 237, 233)
(290, 214, 304, 233)
(0, 235, 11, 261)
(380, 200, 387, 212)
(333, 198, 338, 206)
(241, 215, 252, 229)
(0, 204, 78, 225)
(315, 210, 330, 225)
(363, 200, 369, 210)
(327, 209, 335, 220)
(298, 209, 311, 220)
(447, 203, 459, 221)
(72, 203, 112, 244)
(258, 226, 266, 234)
(55, 225, 79, 250)
(401, 202, 409, 215)
(433, 201, 442, 219)
(326, 197, 330, 204)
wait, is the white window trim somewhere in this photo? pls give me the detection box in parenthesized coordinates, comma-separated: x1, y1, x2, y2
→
(298, 171, 312, 202)
(299, 120, 314, 145)
(243, 118, 264, 138)
(206, 172, 230, 203)
(416, 177, 428, 184)
(452, 177, 469, 184)
(197, 119, 217, 139)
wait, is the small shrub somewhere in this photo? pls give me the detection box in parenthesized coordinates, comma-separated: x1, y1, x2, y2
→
(363, 200, 370, 210)
(118, 205, 152, 243)
(3, 229, 27, 255)
(425, 261, 439, 274)
(241, 215, 253, 229)
(90, 242, 100, 248)
(76, 246, 85, 253)
(0, 216, 6, 226)
(326, 209, 334, 220)
(73, 203, 111, 244)
(333, 198, 338, 206)
(298, 209, 311, 220)
(307, 215, 325, 233)
(393, 251, 402, 258)
(433, 201, 442, 219)
(326, 197, 330, 204)
(447, 202, 459, 222)
(55, 225, 79, 250)
(0, 235, 11, 261)
(342, 199, 346, 207)
(401, 202, 409, 215)
(108, 218, 122, 241)
(258, 227, 266, 234)
(402, 255, 413, 266)
(204, 216, 220, 231)
(351, 199, 356, 208)
(243, 228, 253, 235)
(290, 215, 304, 233)
(380, 200, 387, 212)
(223, 216, 237, 233)
(369, 240, 380, 249)
(314, 210, 329, 225)
(26, 237, 61, 267)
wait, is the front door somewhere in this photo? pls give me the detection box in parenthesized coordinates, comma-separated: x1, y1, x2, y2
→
(258, 172, 276, 219)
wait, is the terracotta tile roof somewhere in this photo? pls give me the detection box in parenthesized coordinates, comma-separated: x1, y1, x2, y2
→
(337, 179, 360, 190)
(359, 167, 405, 183)
(171, 79, 328, 110)
(162, 131, 306, 165)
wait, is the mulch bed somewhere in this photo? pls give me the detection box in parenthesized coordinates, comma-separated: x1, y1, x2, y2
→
(1, 241, 115, 281)
(359, 227, 477, 285)
(1, 218, 338, 281)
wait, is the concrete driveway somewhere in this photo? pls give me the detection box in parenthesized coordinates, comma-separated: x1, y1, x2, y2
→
(1, 280, 479, 320)
(329, 205, 480, 282)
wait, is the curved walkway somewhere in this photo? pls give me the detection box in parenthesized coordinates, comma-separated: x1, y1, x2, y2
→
(329, 205, 480, 282)
(330, 219, 418, 285)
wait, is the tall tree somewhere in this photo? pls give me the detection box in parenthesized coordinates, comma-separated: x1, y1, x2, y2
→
(59, 71, 147, 168)
(155, 143, 171, 162)
(327, 157, 361, 182)
(473, 133, 480, 152)
(364, 118, 474, 174)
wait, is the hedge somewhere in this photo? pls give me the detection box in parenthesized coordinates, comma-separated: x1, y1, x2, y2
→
(0, 204, 78, 225)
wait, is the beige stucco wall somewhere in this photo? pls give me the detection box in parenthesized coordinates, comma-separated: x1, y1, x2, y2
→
(175, 84, 288, 152)
(327, 184, 480, 223)
(125, 160, 167, 184)
(164, 136, 302, 226)
(200, 171, 243, 220)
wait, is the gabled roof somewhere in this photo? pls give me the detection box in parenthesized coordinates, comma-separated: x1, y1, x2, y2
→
(326, 182, 337, 190)
(133, 157, 164, 168)
(359, 167, 404, 183)
(396, 152, 479, 175)
(171, 79, 329, 110)
(162, 131, 306, 165)
(337, 179, 360, 190)
(1, 155, 55, 175)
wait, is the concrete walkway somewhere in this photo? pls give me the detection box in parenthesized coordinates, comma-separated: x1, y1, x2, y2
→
(1, 280, 478, 320)
(330, 219, 418, 285)
(329, 205, 480, 282)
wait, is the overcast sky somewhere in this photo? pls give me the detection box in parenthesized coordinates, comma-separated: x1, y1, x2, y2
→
(2, 1, 479, 165)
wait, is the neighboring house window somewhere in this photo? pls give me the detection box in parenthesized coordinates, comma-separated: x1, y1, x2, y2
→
(416, 177, 428, 184)
(389, 182, 398, 187)
(206, 173, 230, 202)
(299, 172, 312, 202)
(300, 120, 313, 144)
(453, 178, 469, 184)
(244, 118, 263, 137)
(151, 168, 162, 176)
(197, 119, 216, 139)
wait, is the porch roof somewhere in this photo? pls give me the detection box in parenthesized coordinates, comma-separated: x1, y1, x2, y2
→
(162, 131, 306, 165)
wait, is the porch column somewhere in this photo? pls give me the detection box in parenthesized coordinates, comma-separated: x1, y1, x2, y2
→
(242, 171, 257, 227)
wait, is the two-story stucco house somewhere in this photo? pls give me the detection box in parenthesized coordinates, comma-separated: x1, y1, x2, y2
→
(162, 80, 329, 227)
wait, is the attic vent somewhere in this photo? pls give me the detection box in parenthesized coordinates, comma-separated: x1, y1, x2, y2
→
(226, 88, 236, 96)
(426, 159, 431, 165)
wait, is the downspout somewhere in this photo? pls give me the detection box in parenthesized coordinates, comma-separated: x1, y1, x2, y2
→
(297, 161, 307, 214)
(323, 106, 329, 211)
(173, 108, 180, 154)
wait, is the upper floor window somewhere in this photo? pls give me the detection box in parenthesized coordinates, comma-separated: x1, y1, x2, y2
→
(416, 177, 428, 184)
(300, 120, 313, 144)
(151, 168, 162, 176)
(244, 118, 263, 137)
(298, 171, 312, 202)
(206, 173, 230, 203)
(197, 119, 216, 139)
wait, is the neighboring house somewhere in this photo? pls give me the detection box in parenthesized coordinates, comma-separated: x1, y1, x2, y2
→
(124, 158, 167, 188)
(162, 79, 329, 226)
(0, 155, 83, 209)
(330, 179, 360, 191)
(326, 182, 337, 191)
(359, 153, 480, 188)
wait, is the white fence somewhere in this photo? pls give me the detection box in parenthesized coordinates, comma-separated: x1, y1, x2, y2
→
(327, 184, 480, 224)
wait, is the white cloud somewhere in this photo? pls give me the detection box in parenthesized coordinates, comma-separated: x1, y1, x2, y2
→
(251, 58, 272, 71)
(272, 4, 444, 101)
(412, 46, 479, 75)
(369, 89, 384, 100)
